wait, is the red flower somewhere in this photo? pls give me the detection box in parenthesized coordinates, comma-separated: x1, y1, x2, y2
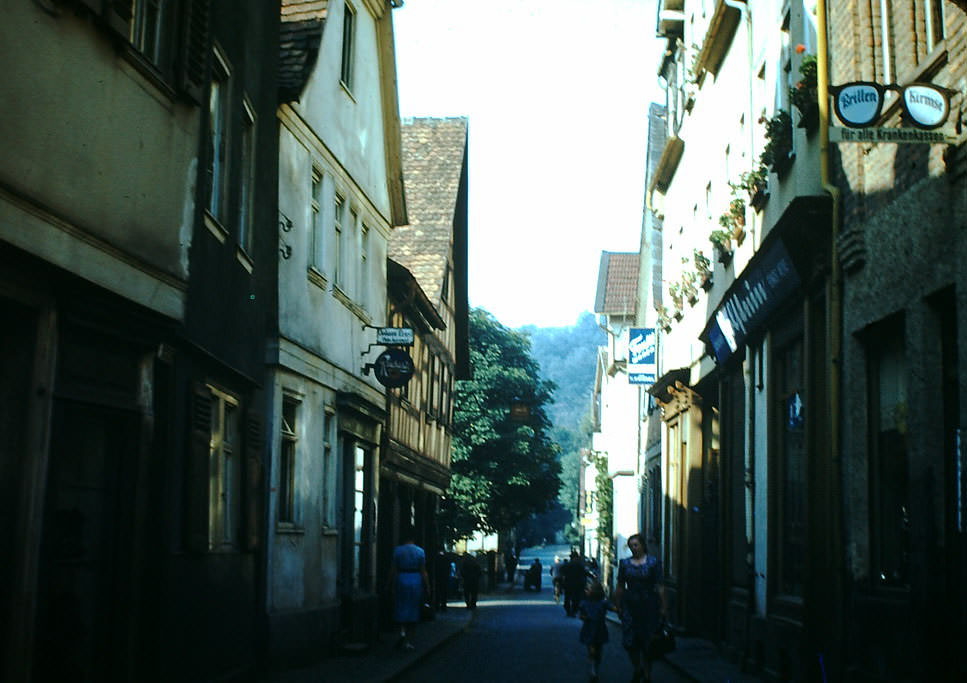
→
(795, 43, 806, 54)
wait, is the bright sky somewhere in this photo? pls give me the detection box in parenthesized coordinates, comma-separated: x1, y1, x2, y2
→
(393, 0, 666, 328)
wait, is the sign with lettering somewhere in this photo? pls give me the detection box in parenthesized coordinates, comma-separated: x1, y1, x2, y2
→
(830, 81, 953, 136)
(705, 240, 800, 365)
(376, 327, 414, 346)
(830, 127, 955, 144)
(373, 347, 414, 388)
(628, 328, 657, 386)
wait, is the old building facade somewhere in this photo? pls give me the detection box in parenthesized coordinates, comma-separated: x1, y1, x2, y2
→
(379, 116, 470, 621)
(269, 0, 407, 662)
(1, 0, 280, 680)
(638, 0, 967, 679)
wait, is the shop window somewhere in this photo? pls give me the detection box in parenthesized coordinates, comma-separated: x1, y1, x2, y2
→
(867, 320, 909, 586)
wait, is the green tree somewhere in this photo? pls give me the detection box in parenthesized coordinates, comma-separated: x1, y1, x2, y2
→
(440, 308, 562, 541)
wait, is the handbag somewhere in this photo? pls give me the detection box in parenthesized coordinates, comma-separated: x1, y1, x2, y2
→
(647, 621, 676, 659)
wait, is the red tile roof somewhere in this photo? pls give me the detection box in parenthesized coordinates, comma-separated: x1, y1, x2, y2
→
(594, 252, 639, 315)
(391, 117, 468, 305)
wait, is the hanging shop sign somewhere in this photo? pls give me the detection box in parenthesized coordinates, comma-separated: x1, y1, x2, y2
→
(376, 326, 414, 346)
(704, 239, 800, 365)
(628, 328, 657, 386)
(372, 347, 414, 388)
(829, 81, 957, 143)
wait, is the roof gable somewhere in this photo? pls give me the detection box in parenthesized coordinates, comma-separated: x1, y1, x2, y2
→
(391, 117, 468, 303)
(594, 251, 639, 315)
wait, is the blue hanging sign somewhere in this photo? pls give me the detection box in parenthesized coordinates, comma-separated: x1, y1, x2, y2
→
(628, 328, 657, 386)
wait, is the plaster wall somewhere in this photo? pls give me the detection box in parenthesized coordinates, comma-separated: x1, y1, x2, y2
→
(291, 1, 392, 221)
(0, 4, 198, 297)
(612, 474, 640, 559)
(266, 369, 343, 611)
(601, 369, 641, 475)
(278, 118, 390, 386)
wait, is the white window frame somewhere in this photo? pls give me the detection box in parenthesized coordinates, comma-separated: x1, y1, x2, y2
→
(334, 194, 345, 286)
(208, 47, 232, 225)
(279, 395, 300, 527)
(310, 168, 324, 273)
(238, 96, 256, 256)
(340, 2, 356, 91)
(209, 386, 241, 550)
(358, 222, 369, 310)
(131, 0, 167, 67)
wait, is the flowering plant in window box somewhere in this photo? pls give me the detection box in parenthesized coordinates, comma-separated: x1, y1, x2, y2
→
(789, 48, 818, 131)
(758, 110, 794, 176)
(668, 282, 684, 319)
(718, 198, 747, 246)
(709, 229, 733, 265)
(682, 271, 699, 306)
(655, 303, 673, 332)
(731, 167, 769, 212)
(693, 249, 712, 290)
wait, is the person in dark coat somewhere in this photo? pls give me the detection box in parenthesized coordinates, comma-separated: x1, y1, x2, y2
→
(561, 550, 591, 617)
(614, 533, 666, 682)
(432, 550, 450, 611)
(504, 549, 518, 583)
(578, 580, 613, 682)
(460, 552, 482, 609)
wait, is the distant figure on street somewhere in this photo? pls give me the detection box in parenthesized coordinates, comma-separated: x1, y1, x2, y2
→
(388, 529, 430, 651)
(614, 533, 666, 682)
(461, 552, 482, 609)
(432, 550, 450, 612)
(504, 549, 518, 583)
(523, 557, 543, 591)
(561, 550, 591, 617)
(578, 580, 614, 682)
(551, 554, 565, 602)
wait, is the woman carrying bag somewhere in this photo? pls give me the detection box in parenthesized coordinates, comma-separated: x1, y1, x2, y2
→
(613, 533, 668, 683)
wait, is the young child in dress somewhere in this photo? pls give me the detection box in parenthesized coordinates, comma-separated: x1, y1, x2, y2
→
(578, 580, 613, 682)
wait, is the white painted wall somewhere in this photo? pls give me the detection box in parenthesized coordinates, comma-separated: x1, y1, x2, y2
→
(292, 1, 392, 220)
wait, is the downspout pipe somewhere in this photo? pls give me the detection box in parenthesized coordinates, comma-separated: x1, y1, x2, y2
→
(816, 0, 846, 675)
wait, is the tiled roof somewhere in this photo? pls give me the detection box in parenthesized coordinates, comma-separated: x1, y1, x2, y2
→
(279, 1, 326, 103)
(391, 117, 468, 304)
(281, 0, 328, 22)
(593, 252, 639, 315)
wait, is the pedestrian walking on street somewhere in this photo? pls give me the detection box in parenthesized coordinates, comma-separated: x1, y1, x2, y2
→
(613, 534, 666, 683)
(578, 580, 613, 682)
(562, 550, 591, 617)
(461, 552, 482, 609)
(504, 549, 518, 583)
(388, 529, 430, 651)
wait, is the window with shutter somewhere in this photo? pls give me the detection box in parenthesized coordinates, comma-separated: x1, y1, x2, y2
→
(178, 0, 211, 103)
(244, 410, 264, 551)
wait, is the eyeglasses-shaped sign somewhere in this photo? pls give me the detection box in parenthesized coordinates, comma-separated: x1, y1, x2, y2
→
(829, 82, 953, 130)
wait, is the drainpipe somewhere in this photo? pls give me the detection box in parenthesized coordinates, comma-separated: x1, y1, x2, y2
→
(816, 0, 845, 675)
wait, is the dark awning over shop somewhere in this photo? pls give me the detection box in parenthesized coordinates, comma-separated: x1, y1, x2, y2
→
(700, 238, 801, 365)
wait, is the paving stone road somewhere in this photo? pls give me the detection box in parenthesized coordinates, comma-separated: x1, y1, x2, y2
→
(394, 582, 690, 683)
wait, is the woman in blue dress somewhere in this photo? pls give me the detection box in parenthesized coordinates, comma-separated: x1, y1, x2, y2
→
(388, 529, 430, 650)
(613, 533, 666, 683)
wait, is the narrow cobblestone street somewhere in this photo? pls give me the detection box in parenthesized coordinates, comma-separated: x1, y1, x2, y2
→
(395, 584, 690, 683)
